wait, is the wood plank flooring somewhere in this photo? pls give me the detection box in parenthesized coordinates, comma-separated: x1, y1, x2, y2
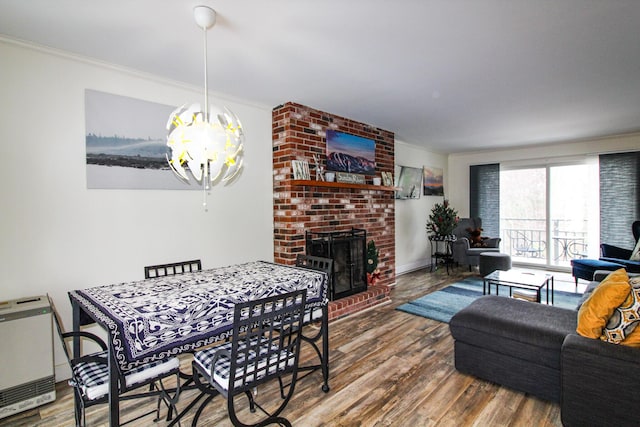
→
(1, 267, 566, 426)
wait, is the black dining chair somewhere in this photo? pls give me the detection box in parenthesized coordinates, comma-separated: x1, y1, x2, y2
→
(179, 289, 307, 427)
(294, 254, 332, 326)
(49, 296, 181, 426)
(144, 259, 202, 279)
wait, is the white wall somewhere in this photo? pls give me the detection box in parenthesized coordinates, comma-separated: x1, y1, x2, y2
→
(448, 134, 640, 217)
(0, 38, 274, 379)
(394, 141, 448, 275)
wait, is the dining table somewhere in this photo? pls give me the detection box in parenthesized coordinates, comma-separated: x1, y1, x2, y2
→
(68, 260, 330, 426)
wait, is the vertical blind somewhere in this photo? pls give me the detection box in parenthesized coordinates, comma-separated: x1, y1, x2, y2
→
(469, 164, 500, 237)
(600, 151, 640, 248)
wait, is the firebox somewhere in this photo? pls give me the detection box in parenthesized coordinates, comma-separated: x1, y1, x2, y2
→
(305, 228, 367, 300)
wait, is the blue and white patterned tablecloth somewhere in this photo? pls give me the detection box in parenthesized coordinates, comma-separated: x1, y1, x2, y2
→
(69, 261, 328, 370)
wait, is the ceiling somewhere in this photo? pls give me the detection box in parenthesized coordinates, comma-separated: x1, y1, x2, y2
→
(2, 0, 640, 153)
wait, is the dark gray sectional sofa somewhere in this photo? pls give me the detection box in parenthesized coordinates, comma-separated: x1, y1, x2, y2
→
(449, 271, 640, 427)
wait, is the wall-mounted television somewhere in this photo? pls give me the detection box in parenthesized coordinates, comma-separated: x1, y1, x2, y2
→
(326, 130, 376, 175)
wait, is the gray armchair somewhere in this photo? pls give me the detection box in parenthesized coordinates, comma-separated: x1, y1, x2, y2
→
(451, 218, 501, 270)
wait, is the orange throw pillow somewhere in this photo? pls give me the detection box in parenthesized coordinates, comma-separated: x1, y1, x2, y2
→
(577, 269, 630, 339)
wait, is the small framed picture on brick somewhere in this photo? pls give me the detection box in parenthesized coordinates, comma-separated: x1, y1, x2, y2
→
(381, 171, 393, 187)
(292, 160, 310, 180)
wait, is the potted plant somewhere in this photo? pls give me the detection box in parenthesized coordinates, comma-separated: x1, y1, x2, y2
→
(426, 199, 459, 239)
(366, 240, 381, 285)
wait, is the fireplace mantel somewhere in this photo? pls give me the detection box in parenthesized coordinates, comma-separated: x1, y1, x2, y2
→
(291, 179, 396, 192)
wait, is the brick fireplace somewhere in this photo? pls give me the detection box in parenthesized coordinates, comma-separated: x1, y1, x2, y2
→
(272, 102, 394, 321)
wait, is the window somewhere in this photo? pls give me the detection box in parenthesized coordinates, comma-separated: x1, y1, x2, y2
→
(499, 159, 598, 269)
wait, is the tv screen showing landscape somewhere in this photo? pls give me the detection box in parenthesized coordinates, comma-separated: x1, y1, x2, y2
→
(325, 130, 376, 175)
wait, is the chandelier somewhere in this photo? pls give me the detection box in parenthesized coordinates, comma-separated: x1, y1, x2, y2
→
(166, 5, 244, 207)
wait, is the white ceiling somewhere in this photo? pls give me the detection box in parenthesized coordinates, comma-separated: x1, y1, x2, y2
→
(2, 0, 640, 153)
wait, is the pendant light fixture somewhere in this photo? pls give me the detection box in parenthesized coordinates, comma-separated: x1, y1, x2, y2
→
(166, 5, 244, 208)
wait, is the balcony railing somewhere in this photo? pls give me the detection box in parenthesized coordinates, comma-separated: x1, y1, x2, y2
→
(500, 218, 589, 267)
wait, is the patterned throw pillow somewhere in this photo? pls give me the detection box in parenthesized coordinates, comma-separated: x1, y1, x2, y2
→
(631, 239, 640, 261)
(577, 269, 631, 339)
(601, 277, 640, 344)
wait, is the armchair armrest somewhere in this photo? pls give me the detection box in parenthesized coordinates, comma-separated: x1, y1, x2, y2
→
(451, 238, 470, 264)
(600, 243, 632, 259)
(561, 334, 640, 426)
(482, 237, 501, 248)
(451, 238, 470, 249)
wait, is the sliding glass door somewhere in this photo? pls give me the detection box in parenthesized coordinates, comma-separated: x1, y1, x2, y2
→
(500, 159, 598, 269)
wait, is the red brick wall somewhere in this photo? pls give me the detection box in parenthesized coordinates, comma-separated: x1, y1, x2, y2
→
(272, 102, 395, 288)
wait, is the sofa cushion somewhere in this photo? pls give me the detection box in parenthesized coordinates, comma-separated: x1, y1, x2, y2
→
(577, 269, 630, 339)
(450, 295, 576, 370)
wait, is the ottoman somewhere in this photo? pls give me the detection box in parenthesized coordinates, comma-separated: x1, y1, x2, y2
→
(479, 252, 512, 276)
(449, 295, 576, 402)
(570, 258, 624, 286)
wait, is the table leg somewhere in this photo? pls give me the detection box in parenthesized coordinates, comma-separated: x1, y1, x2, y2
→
(108, 342, 120, 426)
(546, 278, 549, 304)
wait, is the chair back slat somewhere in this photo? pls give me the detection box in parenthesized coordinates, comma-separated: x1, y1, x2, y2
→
(144, 259, 202, 279)
(296, 254, 332, 303)
(229, 290, 306, 393)
(295, 254, 332, 273)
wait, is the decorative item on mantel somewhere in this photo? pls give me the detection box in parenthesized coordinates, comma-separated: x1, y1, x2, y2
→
(426, 199, 459, 241)
(336, 172, 365, 184)
(381, 171, 393, 187)
(312, 154, 325, 181)
(292, 160, 310, 180)
(366, 240, 380, 285)
(166, 6, 245, 210)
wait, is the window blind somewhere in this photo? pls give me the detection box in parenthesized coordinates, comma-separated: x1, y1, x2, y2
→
(470, 164, 500, 237)
(599, 151, 640, 249)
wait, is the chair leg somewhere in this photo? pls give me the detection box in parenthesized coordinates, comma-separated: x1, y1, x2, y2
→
(155, 373, 181, 422)
(245, 389, 256, 412)
(73, 390, 84, 427)
(192, 394, 216, 427)
(277, 376, 286, 399)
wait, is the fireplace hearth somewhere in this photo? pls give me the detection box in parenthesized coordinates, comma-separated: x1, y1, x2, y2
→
(305, 228, 368, 301)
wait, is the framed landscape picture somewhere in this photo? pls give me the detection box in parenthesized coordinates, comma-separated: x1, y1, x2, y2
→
(423, 166, 444, 196)
(395, 165, 422, 199)
(85, 89, 196, 190)
(326, 130, 376, 175)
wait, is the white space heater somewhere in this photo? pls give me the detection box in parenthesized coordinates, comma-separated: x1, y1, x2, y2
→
(0, 295, 56, 419)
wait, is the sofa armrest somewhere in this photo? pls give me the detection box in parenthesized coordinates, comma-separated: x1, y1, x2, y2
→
(561, 334, 640, 427)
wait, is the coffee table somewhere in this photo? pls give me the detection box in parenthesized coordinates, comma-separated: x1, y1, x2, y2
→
(483, 270, 555, 305)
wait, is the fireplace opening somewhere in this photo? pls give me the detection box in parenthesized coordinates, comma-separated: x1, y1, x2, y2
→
(305, 228, 368, 300)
